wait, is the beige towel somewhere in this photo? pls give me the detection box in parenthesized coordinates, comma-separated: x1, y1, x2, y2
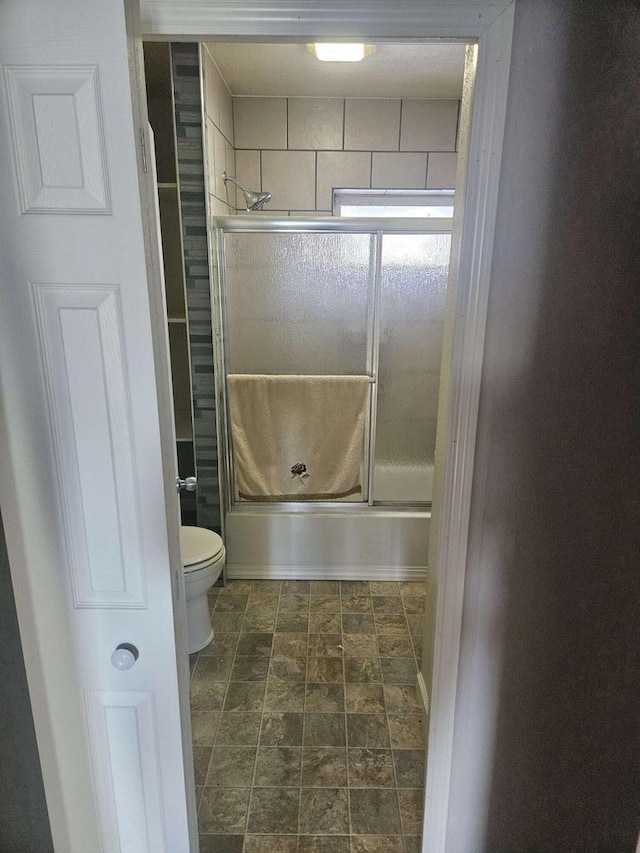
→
(227, 374, 370, 501)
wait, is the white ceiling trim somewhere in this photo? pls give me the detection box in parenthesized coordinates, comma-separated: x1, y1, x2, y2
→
(140, 0, 513, 39)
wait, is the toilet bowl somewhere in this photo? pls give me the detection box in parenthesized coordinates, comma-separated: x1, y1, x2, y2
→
(180, 526, 225, 654)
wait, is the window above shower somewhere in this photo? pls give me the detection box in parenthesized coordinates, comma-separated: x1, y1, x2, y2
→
(333, 189, 455, 219)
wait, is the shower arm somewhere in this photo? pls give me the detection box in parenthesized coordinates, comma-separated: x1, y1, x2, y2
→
(223, 172, 250, 194)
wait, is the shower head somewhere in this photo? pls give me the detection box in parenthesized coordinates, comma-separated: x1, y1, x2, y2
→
(223, 172, 272, 211)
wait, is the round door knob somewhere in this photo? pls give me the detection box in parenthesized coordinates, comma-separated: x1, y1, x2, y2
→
(111, 643, 139, 670)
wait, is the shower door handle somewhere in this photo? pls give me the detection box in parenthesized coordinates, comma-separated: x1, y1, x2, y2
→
(176, 476, 197, 492)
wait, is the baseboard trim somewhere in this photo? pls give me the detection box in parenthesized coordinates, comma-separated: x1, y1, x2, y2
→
(417, 671, 430, 718)
(226, 564, 428, 581)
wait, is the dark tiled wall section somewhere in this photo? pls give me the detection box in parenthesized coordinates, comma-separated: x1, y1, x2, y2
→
(171, 43, 221, 533)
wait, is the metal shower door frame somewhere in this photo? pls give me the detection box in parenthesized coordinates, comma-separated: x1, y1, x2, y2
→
(211, 215, 452, 516)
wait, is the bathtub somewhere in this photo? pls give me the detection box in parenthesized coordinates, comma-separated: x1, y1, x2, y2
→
(225, 505, 430, 581)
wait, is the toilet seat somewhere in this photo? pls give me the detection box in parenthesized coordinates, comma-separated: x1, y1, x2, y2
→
(180, 526, 224, 572)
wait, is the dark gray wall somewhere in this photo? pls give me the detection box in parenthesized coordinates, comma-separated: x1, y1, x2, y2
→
(0, 510, 53, 852)
(448, 2, 640, 851)
(172, 42, 221, 534)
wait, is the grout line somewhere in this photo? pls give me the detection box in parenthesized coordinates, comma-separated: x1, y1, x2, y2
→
(340, 580, 352, 842)
(342, 99, 346, 151)
(297, 582, 309, 837)
(398, 99, 404, 151)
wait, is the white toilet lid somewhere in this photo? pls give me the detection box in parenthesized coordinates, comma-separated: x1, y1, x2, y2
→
(180, 526, 224, 570)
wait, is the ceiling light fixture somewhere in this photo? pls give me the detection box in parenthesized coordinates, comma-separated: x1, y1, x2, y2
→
(307, 43, 374, 62)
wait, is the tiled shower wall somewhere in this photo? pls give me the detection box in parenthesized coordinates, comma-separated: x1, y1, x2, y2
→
(172, 43, 221, 533)
(233, 96, 459, 214)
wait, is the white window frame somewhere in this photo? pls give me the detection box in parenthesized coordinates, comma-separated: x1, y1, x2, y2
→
(333, 188, 455, 218)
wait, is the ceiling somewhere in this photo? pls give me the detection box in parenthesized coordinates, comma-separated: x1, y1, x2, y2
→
(205, 43, 466, 98)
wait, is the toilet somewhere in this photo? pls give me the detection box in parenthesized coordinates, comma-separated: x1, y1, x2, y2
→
(180, 526, 225, 654)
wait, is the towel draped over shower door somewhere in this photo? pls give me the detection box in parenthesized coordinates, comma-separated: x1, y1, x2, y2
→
(227, 374, 370, 501)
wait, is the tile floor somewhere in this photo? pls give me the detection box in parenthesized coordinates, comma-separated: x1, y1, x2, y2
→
(189, 579, 426, 853)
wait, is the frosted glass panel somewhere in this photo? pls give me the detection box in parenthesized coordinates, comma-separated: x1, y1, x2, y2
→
(373, 233, 451, 502)
(224, 232, 373, 374)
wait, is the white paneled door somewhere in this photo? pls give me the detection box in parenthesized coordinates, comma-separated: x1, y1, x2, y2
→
(0, 2, 193, 851)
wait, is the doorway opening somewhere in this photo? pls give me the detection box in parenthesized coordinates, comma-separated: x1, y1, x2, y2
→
(144, 37, 470, 851)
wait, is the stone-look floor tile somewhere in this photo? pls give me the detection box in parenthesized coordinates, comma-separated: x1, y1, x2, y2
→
(231, 656, 270, 681)
(303, 713, 346, 747)
(214, 594, 248, 612)
(221, 580, 254, 594)
(191, 711, 220, 746)
(299, 787, 349, 835)
(341, 595, 372, 613)
(342, 634, 378, 658)
(341, 580, 370, 595)
(247, 787, 299, 833)
(244, 835, 297, 852)
(244, 600, 277, 618)
(406, 615, 424, 637)
(273, 633, 308, 656)
(269, 654, 307, 682)
(206, 745, 257, 787)
(242, 612, 276, 633)
(373, 615, 409, 634)
(223, 682, 265, 712)
(380, 658, 417, 685)
(307, 634, 343, 658)
(251, 580, 282, 594)
(402, 837, 422, 853)
(190, 680, 227, 711)
(387, 715, 425, 749)
(264, 679, 306, 712)
(369, 582, 400, 596)
(276, 612, 309, 633)
(376, 634, 414, 658)
(401, 594, 425, 614)
(346, 714, 390, 748)
(215, 712, 262, 745)
(299, 835, 350, 852)
(254, 746, 301, 786)
(282, 579, 310, 594)
(347, 748, 395, 788)
(310, 580, 340, 595)
(196, 785, 203, 808)
(307, 657, 344, 683)
(350, 835, 404, 852)
(345, 684, 386, 714)
(301, 747, 348, 787)
(198, 787, 250, 834)
(371, 596, 403, 614)
(344, 658, 382, 683)
(305, 683, 345, 713)
(349, 788, 401, 835)
(193, 655, 233, 682)
(199, 834, 244, 853)
(310, 595, 341, 614)
(393, 749, 425, 788)
(200, 633, 240, 657)
(310, 612, 342, 633)
(246, 591, 279, 607)
(260, 712, 304, 746)
(342, 614, 375, 634)
(211, 611, 244, 632)
(193, 746, 212, 786)
(236, 633, 273, 657)
(398, 788, 423, 836)
(280, 593, 310, 612)
(383, 685, 422, 714)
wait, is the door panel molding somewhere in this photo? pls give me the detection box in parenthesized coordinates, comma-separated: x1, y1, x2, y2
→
(4, 65, 110, 214)
(85, 690, 168, 852)
(33, 284, 146, 609)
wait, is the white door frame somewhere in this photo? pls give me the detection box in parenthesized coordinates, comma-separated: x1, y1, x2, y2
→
(1, 1, 515, 849)
(141, 1, 516, 849)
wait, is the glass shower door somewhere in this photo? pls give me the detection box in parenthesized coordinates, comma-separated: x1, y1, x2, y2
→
(221, 230, 376, 503)
(372, 233, 451, 503)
